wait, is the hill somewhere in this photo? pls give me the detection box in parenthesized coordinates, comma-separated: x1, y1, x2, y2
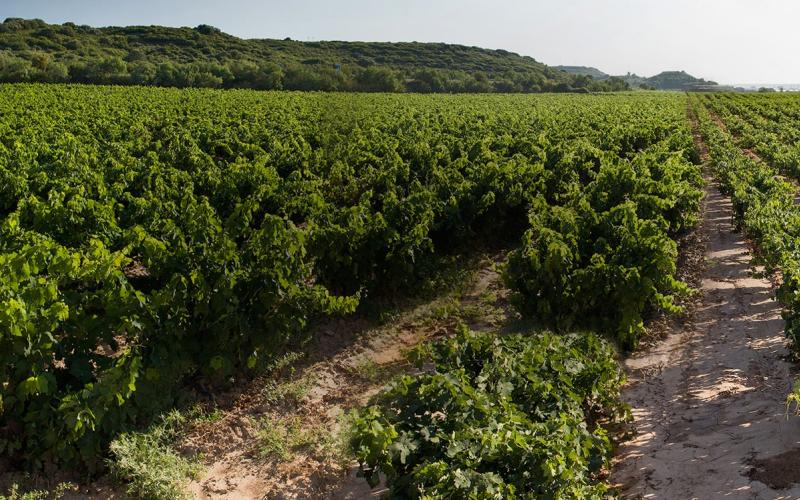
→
(616, 70, 718, 90)
(642, 70, 718, 90)
(559, 64, 721, 90)
(555, 66, 611, 80)
(0, 18, 628, 93)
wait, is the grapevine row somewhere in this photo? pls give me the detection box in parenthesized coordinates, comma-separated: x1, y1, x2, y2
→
(692, 95, 800, 351)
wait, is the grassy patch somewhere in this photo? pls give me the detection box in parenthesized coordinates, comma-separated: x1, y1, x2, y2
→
(264, 351, 305, 375)
(479, 290, 498, 306)
(0, 483, 73, 500)
(346, 359, 387, 383)
(258, 420, 292, 461)
(108, 411, 202, 500)
(262, 376, 313, 406)
(186, 404, 224, 425)
(258, 416, 340, 462)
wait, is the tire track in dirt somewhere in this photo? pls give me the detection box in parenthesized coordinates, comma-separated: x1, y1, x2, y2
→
(612, 110, 800, 499)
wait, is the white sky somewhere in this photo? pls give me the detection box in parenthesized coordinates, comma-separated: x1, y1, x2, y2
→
(4, 0, 800, 84)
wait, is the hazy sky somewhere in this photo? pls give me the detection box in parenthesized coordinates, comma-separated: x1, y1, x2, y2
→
(3, 0, 800, 84)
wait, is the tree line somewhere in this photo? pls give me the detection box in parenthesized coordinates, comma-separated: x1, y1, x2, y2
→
(0, 51, 629, 92)
(0, 18, 629, 93)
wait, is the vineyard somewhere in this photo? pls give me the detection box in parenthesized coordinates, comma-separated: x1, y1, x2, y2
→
(696, 93, 800, 346)
(4, 84, 800, 497)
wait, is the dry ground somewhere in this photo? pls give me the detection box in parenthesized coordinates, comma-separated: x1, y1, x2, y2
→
(612, 110, 800, 498)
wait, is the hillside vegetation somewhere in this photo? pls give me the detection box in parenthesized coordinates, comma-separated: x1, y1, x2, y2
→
(0, 18, 628, 92)
(645, 70, 717, 90)
(555, 65, 611, 80)
(558, 65, 717, 90)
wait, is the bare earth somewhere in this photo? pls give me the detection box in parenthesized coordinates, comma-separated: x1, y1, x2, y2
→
(612, 174, 800, 499)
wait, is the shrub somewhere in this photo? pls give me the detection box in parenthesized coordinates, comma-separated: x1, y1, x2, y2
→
(349, 328, 628, 498)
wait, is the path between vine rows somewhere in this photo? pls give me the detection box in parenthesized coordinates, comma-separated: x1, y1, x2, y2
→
(175, 253, 513, 500)
(612, 122, 800, 498)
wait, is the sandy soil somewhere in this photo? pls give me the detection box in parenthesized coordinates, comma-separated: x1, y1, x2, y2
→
(612, 159, 800, 496)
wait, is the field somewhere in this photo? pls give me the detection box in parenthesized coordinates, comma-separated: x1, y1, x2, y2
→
(2, 85, 800, 497)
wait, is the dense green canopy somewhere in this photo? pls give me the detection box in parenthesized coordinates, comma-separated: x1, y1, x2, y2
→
(0, 18, 628, 92)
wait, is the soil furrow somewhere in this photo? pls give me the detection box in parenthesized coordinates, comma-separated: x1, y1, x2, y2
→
(613, 111, 800, 499)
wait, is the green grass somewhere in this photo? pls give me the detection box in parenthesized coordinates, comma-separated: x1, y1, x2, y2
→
(0, 483, 73, 500)
(262, 376, 313, 406)
(108, 411, 203, 500)
(258, 420, 292, 461)
(258, 417, 339, 462)
(186, 404, 224, 425)
(347, 359, 387, 383)
(479, 290, 498, 306)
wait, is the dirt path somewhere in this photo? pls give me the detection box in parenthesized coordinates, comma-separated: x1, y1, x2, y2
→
(612, 168, 800, 497)
(180, 253, 512, 499)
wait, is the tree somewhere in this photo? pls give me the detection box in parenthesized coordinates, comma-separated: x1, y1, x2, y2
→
(195, 24, 221, 35)
(78, 56, 129, 84)
(493, 75, 521, 93)
(39, 61, 68, 82)
(571, 74, 593, 90)
(154, 62, 180, 87)
(355, 66, 401, 92)
(28, 51, 52, 71)
(256, 62, 284, 90)
(228, 60, 283, 90)
(129, 61, 157, 85)
(516, 73, 544, 93)
(0, 51, 32, 81)
(0, 17, 634, 93)
(284, 64, 347, 91)
(407, 69, 446, 93)
(604, 77, 629, 91)
(177, 62, 226, 88)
